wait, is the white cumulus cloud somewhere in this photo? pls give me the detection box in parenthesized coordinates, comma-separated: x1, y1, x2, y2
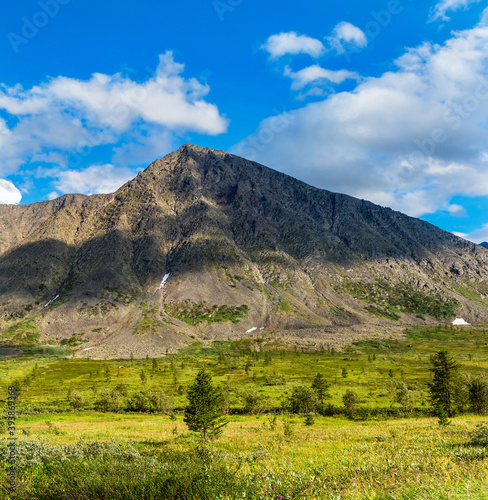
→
(0, 52, 227, 137)
(261, 32, 325, 58)
(112, 127, 174, 168)
(447, 204, 467, 216)
(0, 179, 22, 204)
(461, 223, 488, 243)
(430, 0, 482, 21)
(53, 164, 136, 195)
(47, 191, 60, 200)
(0, 52, 228, 187)
(263, 23, 366, 94)
(329, 22, 367, 52)
(284, 65, 359, 89)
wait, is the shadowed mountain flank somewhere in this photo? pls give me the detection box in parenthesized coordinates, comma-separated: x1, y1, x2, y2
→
(1, 145, 488, 357)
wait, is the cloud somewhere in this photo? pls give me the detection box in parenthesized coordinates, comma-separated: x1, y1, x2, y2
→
(262, 24, 367, 60)
(461, 223, 488, 243)
(261, 32, 325, 58)
(284, 65, 359, 90)
(0, 52, 227, 136)
(53, 164, 136, 195)
(452, 231, 468, 238)
(47, 191, 60, 200)
(234, 20, 488, 219)
(0, 52, 227, 184)
(328, 22, 367, 52)
(430, 0, 482, 21)
(112, 127, 174, 168)
(482, 6, 488, 25)
(263, 24, 366, 94)
(447, 203, 467, 216)
(0, 179, 22, 204)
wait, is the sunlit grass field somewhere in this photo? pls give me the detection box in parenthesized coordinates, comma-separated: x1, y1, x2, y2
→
(1, 324, 488, 498)
(1, 324, 488, 412)
(3, 413, 488, 499)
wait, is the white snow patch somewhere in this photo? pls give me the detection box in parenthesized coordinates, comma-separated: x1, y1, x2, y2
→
(159, 273, 171, 290)
(83, 347, 95, 351)
(246, 327, 257, 333)
(44, 294, 60, 308)
(452, 317, 470, 326)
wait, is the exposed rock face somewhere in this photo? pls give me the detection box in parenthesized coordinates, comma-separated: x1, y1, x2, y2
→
(1, 145, 488, 357)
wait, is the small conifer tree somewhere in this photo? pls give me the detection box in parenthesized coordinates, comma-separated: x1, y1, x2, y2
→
(311, 373, 330, 405)
(429, 350, 458, 418)
(184, 368, 227, 440)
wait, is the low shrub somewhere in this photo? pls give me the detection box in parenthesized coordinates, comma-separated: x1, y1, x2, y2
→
(468, 423, 488, 446)
(0, 440, 251, 500)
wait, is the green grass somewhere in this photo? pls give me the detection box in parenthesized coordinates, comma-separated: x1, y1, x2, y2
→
(364, 304, 400, 321)
(2, 415, 488, 499)
(340, 279, 460, 321)
(404, 324, 488, 342)
(60, 333, 89, 347)
(165, 301, 249, 326)
(0, 324, 487, 414)
(103, 286, 139, 306)
(1, 324, 488, 498)
(1, 317, 41, 346)
(277, 298, 293, 313)
(331, 306, 359, 320)
(454, 284, 488, 307)
(133, 302, 167, 335)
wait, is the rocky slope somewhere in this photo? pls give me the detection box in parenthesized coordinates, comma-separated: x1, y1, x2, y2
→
(1, 145, 488, 357)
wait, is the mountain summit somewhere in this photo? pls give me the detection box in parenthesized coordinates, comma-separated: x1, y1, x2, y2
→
(1, 145, 488, 357)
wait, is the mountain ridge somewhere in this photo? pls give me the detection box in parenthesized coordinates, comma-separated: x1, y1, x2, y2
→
(1, 144, 487, 358)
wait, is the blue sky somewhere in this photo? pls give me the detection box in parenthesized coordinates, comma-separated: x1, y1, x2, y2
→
(1, 0, 488, 242)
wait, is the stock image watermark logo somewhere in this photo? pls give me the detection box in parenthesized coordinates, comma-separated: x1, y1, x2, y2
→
(8, 0, 71, 54)
(7, 385, 18, 493)
(213, 0, 245, 22)
(344, 0, 404, 62)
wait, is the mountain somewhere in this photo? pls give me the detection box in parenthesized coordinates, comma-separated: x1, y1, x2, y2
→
(1, 145, 488, 358)
(480, 242, 488, 250)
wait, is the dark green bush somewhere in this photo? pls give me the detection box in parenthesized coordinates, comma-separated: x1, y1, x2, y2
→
(285, 385, 319, 414)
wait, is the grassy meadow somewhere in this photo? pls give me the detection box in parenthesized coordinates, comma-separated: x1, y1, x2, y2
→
(1, 324, 488, 498)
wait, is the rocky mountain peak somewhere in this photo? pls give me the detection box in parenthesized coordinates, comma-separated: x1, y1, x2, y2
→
(0, 146, 487, 358)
